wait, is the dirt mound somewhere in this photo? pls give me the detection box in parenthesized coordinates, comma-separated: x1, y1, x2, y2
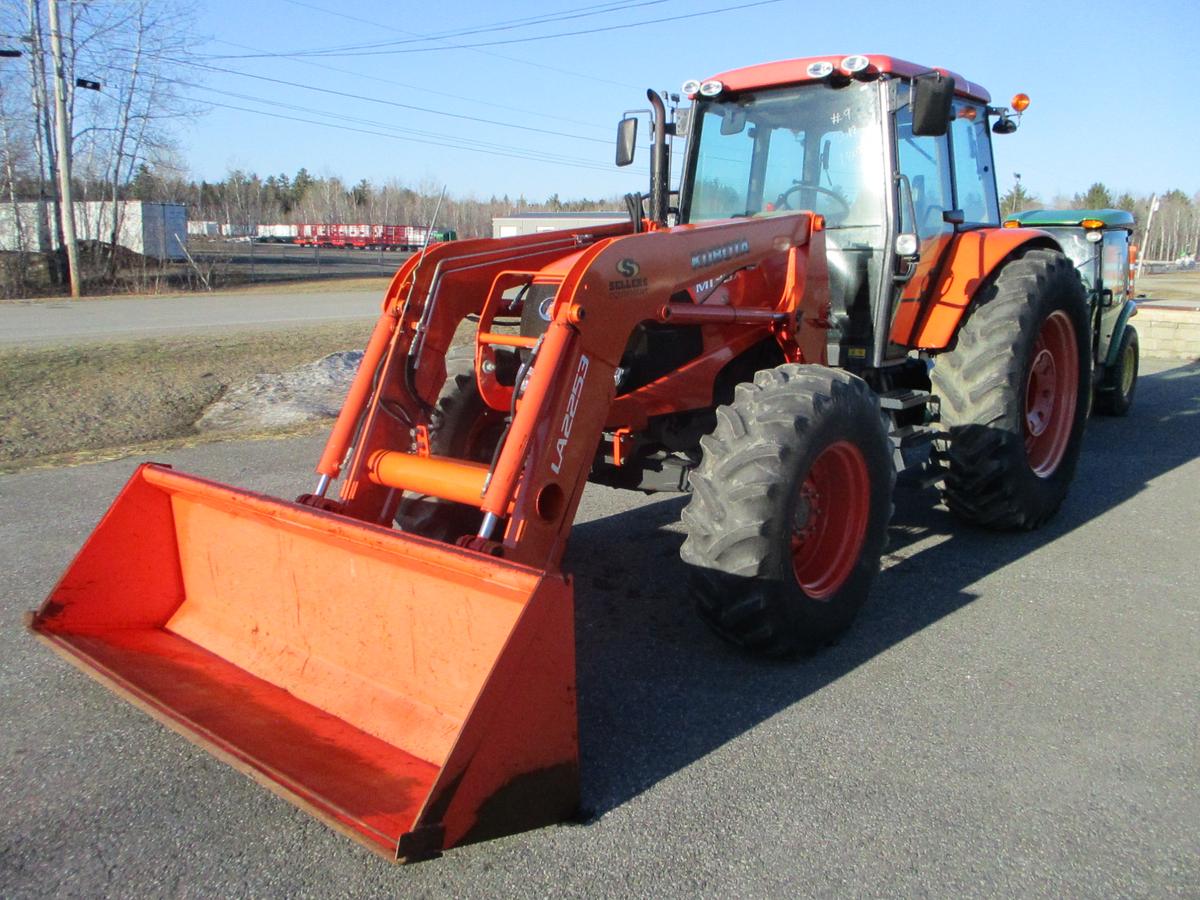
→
(196, 351, 362, 432)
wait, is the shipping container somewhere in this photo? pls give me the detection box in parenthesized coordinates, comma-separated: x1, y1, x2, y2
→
(0, 201, 188, 260)
(255, 223, 299, 243)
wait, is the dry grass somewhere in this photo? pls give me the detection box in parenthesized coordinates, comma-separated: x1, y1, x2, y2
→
(6, 274, 394, 305)
(0, 321, 373, 472)
(1138, 270, 1200, 303)
(207, 276, 393, 296)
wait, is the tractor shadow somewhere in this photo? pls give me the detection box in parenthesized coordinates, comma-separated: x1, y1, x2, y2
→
(565, 360, 1200, 820)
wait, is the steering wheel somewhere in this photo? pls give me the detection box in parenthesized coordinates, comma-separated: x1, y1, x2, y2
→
(775, 182, 850, 216)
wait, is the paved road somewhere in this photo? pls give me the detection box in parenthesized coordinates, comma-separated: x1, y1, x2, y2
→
(2, 360, 1197, 897)
(191, 240, 413, 281)
(0, 287, 384, 347)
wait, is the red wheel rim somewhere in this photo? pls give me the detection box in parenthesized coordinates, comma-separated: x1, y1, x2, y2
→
(790, 441, 871, 600)
(1024, 309, 1079, 477)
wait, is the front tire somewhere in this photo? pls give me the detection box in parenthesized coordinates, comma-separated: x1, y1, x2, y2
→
(931, 248, 1090, 530)
(680, 365, 894, 658)
(1095, 325, 1138, 417)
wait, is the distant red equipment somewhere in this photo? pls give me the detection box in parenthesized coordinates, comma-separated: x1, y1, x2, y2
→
(294, 223, 457, 251)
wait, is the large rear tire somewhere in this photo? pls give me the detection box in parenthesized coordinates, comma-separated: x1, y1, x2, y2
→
(394, 346, 505, 541)
(930, 248, 1090, 530)
(1094, 325, 1138, 417)
(680, 365, 894, 658)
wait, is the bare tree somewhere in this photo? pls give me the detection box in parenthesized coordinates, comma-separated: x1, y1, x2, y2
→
(22, 0, 62, 277)
(69, 0, 193, 278)
(0, 76, 34, 293)
(0, 0, 195, 292)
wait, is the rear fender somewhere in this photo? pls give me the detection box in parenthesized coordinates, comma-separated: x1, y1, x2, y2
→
(890, 228, 1059, 350)
(1103, 299, 1139, 368)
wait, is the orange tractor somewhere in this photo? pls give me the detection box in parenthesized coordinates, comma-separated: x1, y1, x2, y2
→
(31, 55, 1089, 860)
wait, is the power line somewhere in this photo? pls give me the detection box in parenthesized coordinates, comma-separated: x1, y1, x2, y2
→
(176, 79, 644, 174)
(206, 0, 783, 60)
(66, 65, 650, 180)
(245, 0, 670, 58)
(93, 37, 655, 182)
(154, 55, 616, 146)
(218, 0, 645, 90)
(193, 95, 648, 177)
(204, 37, 612, 134)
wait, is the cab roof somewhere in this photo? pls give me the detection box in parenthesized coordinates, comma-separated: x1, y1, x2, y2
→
(702, 54, 991, 104)
(1007, 209, 1135, 231)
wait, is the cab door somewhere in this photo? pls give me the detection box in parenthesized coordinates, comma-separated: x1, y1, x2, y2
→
(888, 95, 999, 350)
(885, 92, 955, 352)
(1097, 228, 1133, 362)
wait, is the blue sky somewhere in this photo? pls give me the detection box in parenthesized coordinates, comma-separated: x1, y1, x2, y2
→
(181, 0, 1199, 204)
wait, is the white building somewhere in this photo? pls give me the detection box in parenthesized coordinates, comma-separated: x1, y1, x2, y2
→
(491, 211, 628, 238)
(0, 201, 188, 260)
(187, 220, 220, 237)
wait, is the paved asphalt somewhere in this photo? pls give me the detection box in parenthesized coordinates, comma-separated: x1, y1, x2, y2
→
(0, 287, 383, 346)
(1, 359, 1197, 897)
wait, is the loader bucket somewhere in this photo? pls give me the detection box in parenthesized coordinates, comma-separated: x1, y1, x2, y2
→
(29, 464, 577, 861)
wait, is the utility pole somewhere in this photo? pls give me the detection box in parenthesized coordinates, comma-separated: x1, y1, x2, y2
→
(47, 0, 81, 297)
(1137, 193, 1159, 281)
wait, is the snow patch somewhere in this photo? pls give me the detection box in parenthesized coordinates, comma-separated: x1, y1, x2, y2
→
(197, 351, 363, 432)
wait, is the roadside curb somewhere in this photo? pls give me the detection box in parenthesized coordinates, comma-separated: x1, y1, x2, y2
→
(1133, 304, 1200, 360)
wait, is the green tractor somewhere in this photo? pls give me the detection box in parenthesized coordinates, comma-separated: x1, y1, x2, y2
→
(1005, 209, 1139, 415)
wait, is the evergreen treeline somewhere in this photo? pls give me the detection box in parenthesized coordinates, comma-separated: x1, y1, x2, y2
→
(1002, 180, 1200, 262)
(141, 166, 1200, 260)
(125, 165, 623, 239)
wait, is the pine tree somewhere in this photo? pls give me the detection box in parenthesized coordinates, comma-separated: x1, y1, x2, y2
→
(1073, 182, 1113, 209)
(1000, 181, 1038, 218)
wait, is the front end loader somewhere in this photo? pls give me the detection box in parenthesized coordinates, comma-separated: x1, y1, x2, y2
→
(32, 54, 1090, 860)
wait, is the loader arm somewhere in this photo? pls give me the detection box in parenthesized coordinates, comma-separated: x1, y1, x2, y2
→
(325, 224, 631, 519)
(332, 211, 821, 570)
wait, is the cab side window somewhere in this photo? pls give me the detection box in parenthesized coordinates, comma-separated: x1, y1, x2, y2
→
(1102, 231, 1130, 301)
(895, 105, 953, 240)
(949, 103, 999, 225)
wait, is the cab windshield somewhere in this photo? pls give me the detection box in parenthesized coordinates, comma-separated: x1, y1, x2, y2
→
(683, 80, 885, 229)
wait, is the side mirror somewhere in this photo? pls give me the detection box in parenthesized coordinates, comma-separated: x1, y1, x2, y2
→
(911, 72, 954, 137)
(991, 115, 1017, 135)
(615, 116, 638, 167)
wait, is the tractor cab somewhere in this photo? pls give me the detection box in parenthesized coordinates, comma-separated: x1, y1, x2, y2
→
(645, 55, 1025, 368)
(1004, 208, 1140, 413)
